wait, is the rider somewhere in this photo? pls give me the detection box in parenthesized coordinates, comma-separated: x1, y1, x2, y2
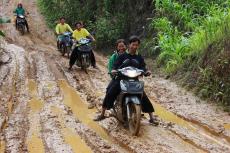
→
(108, 39, 127, 78)
(14, 3, 29, 32)
(68, 21, 96, 70)
(106, 39, 127, 92)
(94, 36, 157, 124)
(55, 17, 73, 50)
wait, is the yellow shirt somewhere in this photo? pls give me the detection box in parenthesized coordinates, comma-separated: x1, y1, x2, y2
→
(55, 23, 73, 34)
(72, 28, 90, 41)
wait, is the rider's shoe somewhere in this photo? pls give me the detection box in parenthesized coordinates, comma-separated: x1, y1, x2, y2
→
(149, 118, 159, 125)
(93, 115, 106, 121)
(68, 66, 72, 71)
(92, 65, 98, 69)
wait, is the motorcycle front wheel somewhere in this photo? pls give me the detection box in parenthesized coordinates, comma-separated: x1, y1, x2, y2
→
(128, 103, 141, 136)
(18, 25, 25, 35)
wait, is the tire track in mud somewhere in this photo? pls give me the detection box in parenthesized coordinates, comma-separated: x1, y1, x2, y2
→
(26, 80, 45, 153)
(2, 44, 30, 153)
(144, 77, 230, 145)
(31, 52, 122, 152)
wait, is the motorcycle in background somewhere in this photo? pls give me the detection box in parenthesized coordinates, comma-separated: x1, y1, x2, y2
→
(16, 15, 26, 35)
(75, 38, 92, 71)
(59, 32, 73, 58)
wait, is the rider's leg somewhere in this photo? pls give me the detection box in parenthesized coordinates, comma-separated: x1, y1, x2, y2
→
(57, 36, 62, 50)
(94, 80, 121, 121)
(69, 47, 78, 70)
(15, 17, 18, 29)
(142, 92, 154, 113)
(102, 80, 120, 109)
(141, 92, 158, 124)
(90, 50, 96, 68)
(57, 40, 60, 50)
(106, 79, 115, 93)
(25, 19, 29, 32)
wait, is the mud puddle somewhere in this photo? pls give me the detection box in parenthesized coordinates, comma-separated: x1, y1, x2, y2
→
(152, 101, 230, 149)
(26, 80, 44, 153)
(224, 124, 230, 130)
(51, 106, 92, 153)
(58, 79, 129, 153)
(0, 140, 5, 153)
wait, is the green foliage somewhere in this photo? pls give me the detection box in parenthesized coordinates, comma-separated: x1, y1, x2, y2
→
(150, 0, 230, 74)
(0, 17, 10, 37)
(95, 16, 126, 48)
(0, 17, 11, 24)
(0, 31, 5, 37)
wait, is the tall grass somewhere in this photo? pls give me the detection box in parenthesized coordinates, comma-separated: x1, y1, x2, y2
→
(152, 0, 230, 73)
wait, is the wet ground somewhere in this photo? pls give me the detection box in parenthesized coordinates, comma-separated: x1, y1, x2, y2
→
(0, 0, 230, 152)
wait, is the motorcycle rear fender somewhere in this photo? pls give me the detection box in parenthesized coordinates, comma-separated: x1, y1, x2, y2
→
(125, 96, 141, 105)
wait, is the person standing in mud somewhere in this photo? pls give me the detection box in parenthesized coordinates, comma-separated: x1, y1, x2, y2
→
(55, 17, 73, 50)
(94, 36, 158, 124)
(68, 21, 96, 70)
(14, 3, 29, 32)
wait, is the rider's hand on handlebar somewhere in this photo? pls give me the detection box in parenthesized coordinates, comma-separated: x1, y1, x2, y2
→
(111, 70, 118, 75)
(144, 71, 151, 77)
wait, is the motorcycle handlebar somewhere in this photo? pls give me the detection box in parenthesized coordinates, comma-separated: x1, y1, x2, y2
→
(108, 70, 151, 77)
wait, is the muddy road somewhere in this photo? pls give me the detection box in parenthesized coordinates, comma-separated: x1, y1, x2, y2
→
(0, 0, 230, 152)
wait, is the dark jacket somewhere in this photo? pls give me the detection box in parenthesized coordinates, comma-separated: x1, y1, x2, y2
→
(113, 52, 147, 72)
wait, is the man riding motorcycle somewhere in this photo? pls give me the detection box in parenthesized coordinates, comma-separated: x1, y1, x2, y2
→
(68, 21, 96, 70)
(55, 17, 73, 50)
(14, 3, 29, 32)
(94, 36, 157, 124)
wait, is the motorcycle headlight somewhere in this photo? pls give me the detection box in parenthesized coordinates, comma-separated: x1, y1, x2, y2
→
(124, 70, 141, 78)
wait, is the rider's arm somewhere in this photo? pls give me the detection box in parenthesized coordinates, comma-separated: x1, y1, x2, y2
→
(67, 24, 73, 33)
(83, 28, 95, 41)
(139, 56, 147, 72)
(55, 24, 60, 35)
(108, 54, 116, 73)
(22, 8, 25, 15)
(88, 34, 95, 41)
(112, 53, 125, 70)
(13, 8, 18, 14)
(139, 56, 151, 76)
(72, 31, 77, 41)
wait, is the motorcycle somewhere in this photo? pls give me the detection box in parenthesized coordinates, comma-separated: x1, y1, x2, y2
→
(59, 32, 73, 58)
(112, 66, 145, 136)
(16, 15, 26, 35)
(75, 38, 92, 71)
